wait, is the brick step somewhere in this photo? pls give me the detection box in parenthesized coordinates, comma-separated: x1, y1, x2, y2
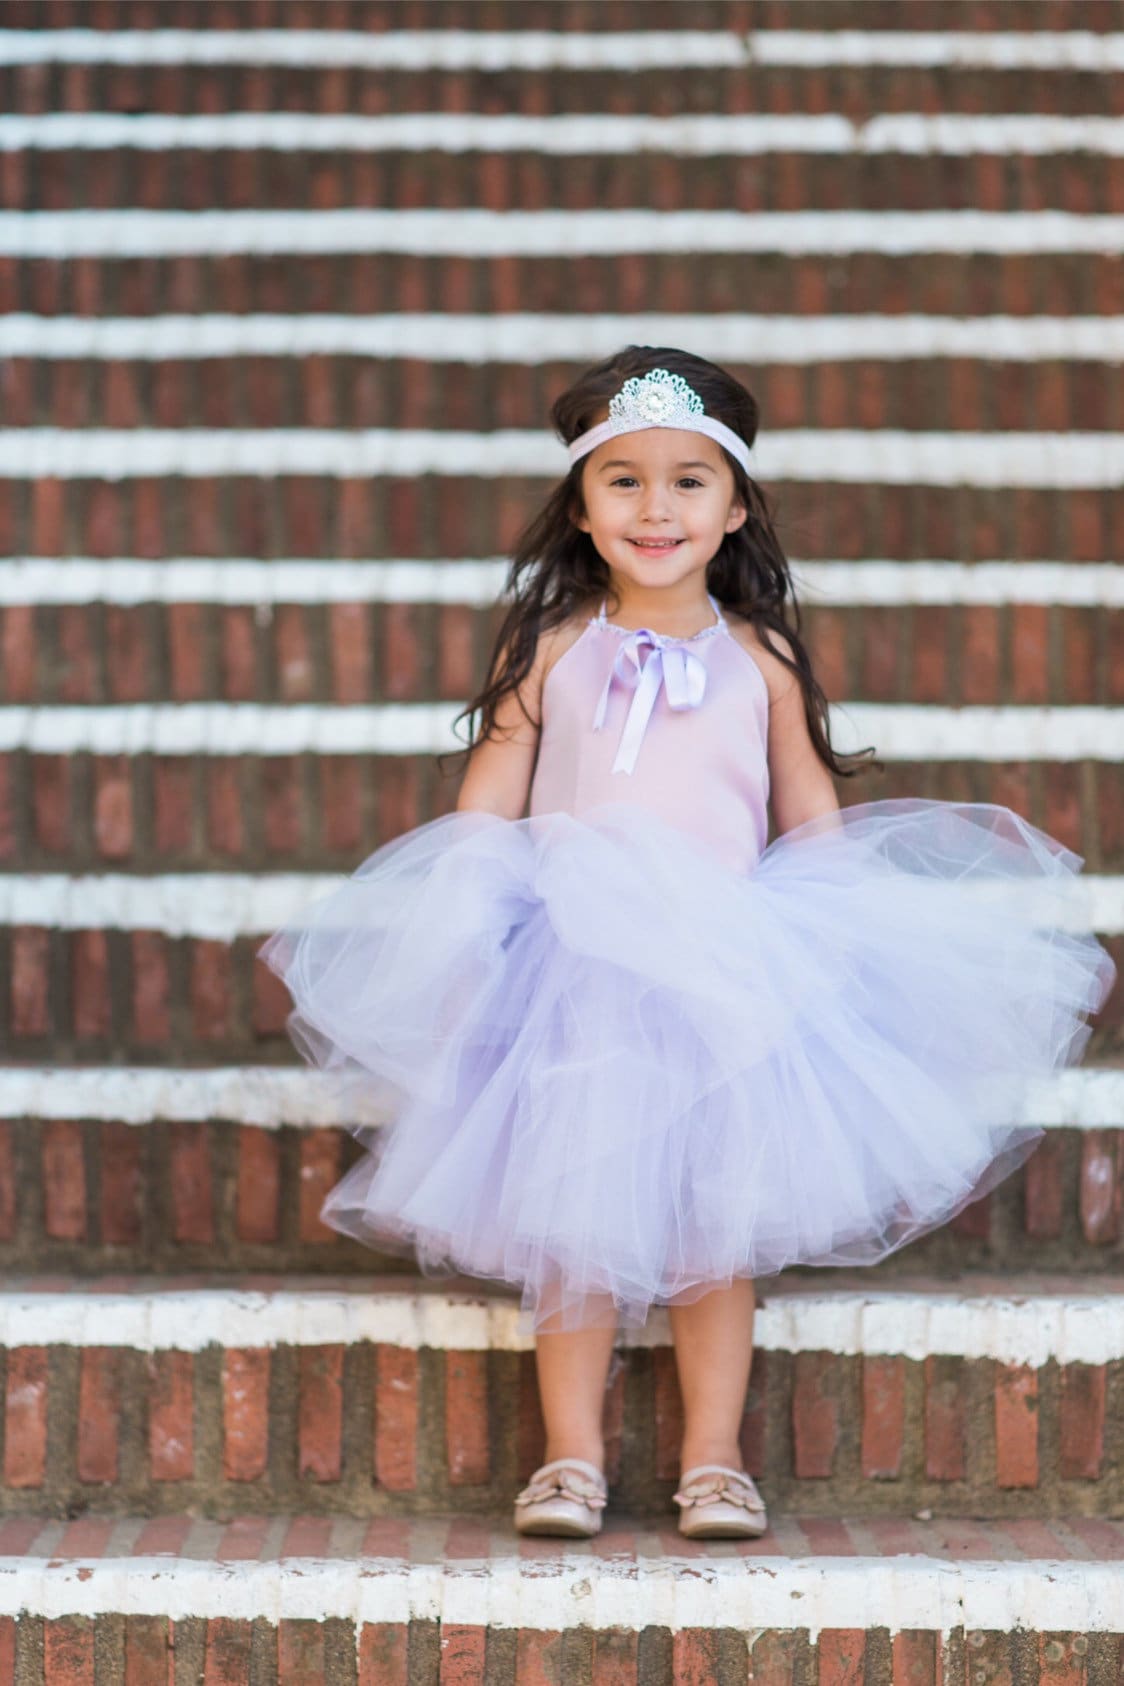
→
(5, 0, 1122, 33)
(1, 575, 1121, 703)
(7, 357, 1123, 435)
(2, 1109, 1124, 1278)
(9, 147, 1119, 216)
(5, 253, 1120, 325)
(5, 54, 1119, 119)
(0, 1512, 1120, 1685)
(0, 1273, 1120, 1520)
(3, 596, 1121, 707)
(7, 922, 1122, 1064)
(4, 759, 1122, 876)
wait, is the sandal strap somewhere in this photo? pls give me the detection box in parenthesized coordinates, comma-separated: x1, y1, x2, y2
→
(672, 1464, 766, 1514)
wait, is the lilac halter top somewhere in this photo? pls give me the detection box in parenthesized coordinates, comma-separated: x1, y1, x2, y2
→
(529, 591, 771, 874)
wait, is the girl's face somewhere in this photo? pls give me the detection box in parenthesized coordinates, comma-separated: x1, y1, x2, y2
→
(573, 424, 747, 595)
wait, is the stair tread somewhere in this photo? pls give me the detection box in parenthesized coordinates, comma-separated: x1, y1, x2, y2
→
(2, 1513, 1122, 1635)
(5, 1272, 1123, 1366)
(3, 1511, 1122, 1565)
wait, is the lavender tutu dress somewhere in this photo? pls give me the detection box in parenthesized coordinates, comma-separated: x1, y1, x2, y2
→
(259, 591, 1116, 1332)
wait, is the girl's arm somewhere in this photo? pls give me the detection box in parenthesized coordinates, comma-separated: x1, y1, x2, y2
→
(454, 637, 548, 820)
(760, 628, 842, 836)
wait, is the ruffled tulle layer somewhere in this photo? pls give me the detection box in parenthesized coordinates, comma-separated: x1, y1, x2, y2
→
(258, 798, 1116, 1332)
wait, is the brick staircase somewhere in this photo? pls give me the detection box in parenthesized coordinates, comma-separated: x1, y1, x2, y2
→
(1, 2, 1122, 1680)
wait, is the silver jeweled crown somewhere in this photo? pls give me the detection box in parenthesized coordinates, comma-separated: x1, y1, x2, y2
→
(606, 368, 705, 434)
(565, 364, 753, 473)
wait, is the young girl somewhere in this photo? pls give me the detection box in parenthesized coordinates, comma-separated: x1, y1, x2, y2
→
(260, 348, 1115, 1542)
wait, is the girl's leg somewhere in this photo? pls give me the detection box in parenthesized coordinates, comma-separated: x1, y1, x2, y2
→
(534, 1291, 618, 1471)
(667, 1277, 755, 1471)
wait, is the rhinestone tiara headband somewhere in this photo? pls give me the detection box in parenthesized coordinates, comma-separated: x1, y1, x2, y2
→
(566, 368, 752, 476)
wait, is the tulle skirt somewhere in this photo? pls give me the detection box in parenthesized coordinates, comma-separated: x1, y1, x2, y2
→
(258, 798, 1116, 1333)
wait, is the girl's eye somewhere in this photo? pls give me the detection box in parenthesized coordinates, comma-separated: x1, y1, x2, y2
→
(609, 477, 703, 489)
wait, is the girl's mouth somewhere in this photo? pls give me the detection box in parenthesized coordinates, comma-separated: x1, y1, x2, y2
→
(629, 539, 684, 551)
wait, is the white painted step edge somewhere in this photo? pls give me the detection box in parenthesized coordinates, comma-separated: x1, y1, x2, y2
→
(6, 112, 1124, 157)
(3, 425, 1124, 488)
(5, 315, 1124, 365)
(4, 210, 1124, 261)
(2, 870, 1120, 938)
(0, 1549, 1121, 1637)
(0, 702, 1119, 760)
(2, 1064, 1117, 1129)
(1, 27, 1123, 74)
(1, 556, 1121, 608)
(2, 1280, 1124, 1364)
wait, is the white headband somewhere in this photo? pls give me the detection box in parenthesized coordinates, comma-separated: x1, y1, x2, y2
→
(566, 367, 752, 476)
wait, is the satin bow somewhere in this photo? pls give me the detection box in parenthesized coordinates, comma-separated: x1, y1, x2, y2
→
(592, 628, 708, 775)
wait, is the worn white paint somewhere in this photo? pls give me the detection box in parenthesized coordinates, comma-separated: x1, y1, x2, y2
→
(790, 561, 1124, 607)
(1, 556, 1120, 609)
(2, 869, 1120, 939)
(3, 427, 1124, 488)
(0, 872, 344, 938)
(1, 28, 1121, 73)
(0, 28, 754, 71)
(0, 1064, 1117, 1130)
(0, 701, 1118, 762)
(0, 1280, 1121, 1365)
(4, 210, 1124, 259)
(6, 312, 1123, 364)
(0, 1548, 1121, 1638)
(830, 703, 1122, 762)
(0, 1066, 387, 1127)
(0, 702, 451, 756)
(5, 111, 1124, 156)
(0, 556, 510, 606)
(747, 29, 1124, 72)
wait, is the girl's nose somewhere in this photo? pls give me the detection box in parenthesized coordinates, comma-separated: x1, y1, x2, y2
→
(638, 494, 673, 521)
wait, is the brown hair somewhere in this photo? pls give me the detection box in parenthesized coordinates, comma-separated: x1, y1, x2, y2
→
(439, 345, 879, 782)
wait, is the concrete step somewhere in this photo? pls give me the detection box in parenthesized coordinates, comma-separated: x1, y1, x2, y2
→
(2, 1096, 1124, 1276)
(0, 1273, 1119, 1520)
(0, 1511, 1120, 1684)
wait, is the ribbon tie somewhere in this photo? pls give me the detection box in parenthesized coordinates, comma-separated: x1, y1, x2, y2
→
(592, 628, 708, 775)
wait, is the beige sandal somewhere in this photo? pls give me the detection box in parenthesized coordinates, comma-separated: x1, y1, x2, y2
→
(512, 1456, 608, 1537)
(672, 1463, 768, 1539)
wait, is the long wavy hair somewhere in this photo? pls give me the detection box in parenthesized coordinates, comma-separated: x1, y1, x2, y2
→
(439, 345, 879, 783)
